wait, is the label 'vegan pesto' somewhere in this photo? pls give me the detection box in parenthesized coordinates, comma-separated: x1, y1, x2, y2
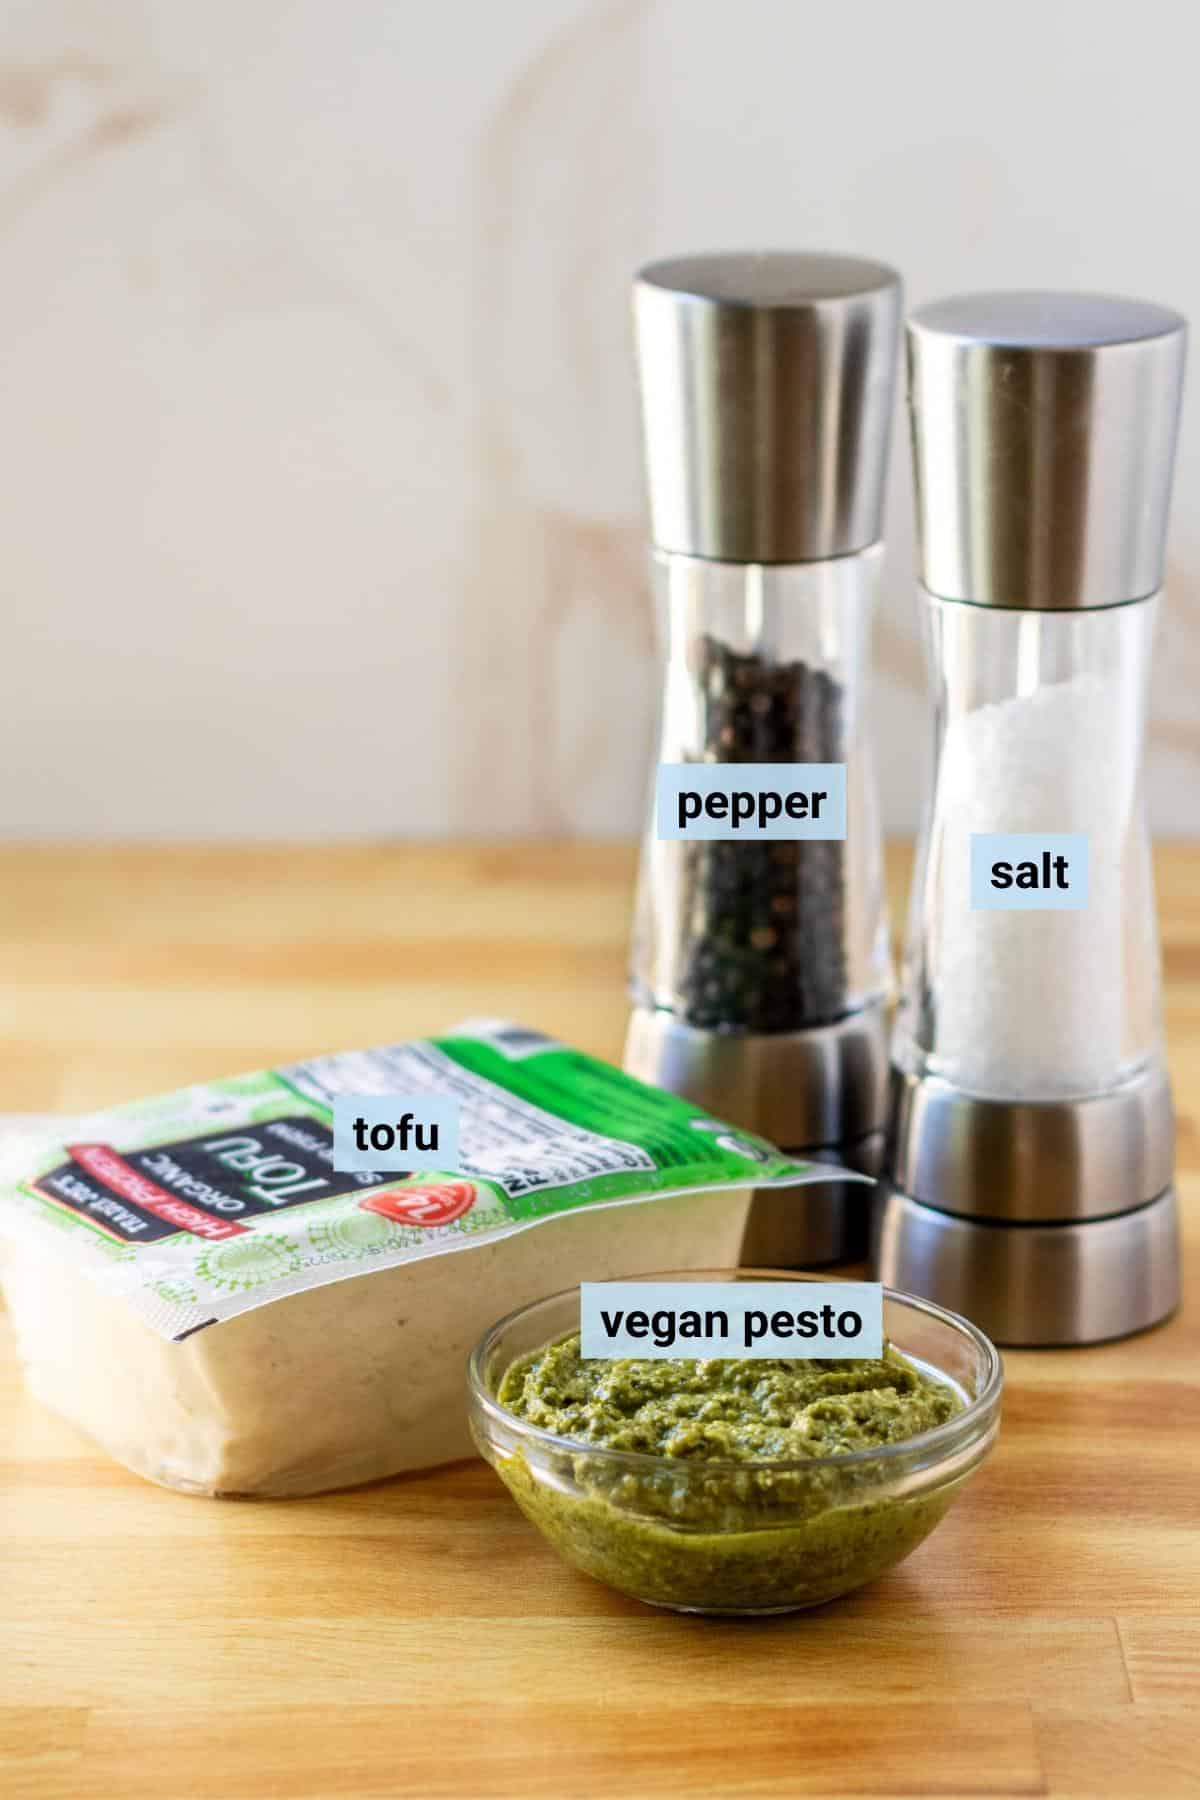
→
(492, 1334, 966, 1613)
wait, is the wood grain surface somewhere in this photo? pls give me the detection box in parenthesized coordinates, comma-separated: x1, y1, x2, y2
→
(1, 842, 1197, 1800)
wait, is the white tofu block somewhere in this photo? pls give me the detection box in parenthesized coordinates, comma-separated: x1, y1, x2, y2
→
(1, 1186, 750, 1497)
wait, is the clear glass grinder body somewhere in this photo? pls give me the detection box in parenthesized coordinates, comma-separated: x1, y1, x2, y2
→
(631, 548, 890, 1036)
(893, 590, 1162, 1101)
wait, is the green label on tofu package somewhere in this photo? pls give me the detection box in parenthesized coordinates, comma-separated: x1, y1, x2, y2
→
(0, 1021, 859, 1341)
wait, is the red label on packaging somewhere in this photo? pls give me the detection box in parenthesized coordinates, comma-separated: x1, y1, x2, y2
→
(65, 1143, 250, 1240)
(359, 1180, 477, 1227)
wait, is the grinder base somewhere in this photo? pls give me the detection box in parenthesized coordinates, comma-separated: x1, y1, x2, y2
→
(740, 1133, 882, 1268)
(871, 1184, 1181, 1346)
(886, 1065, 1174, 1224)
(624, 1004, 889, 1269)
(624, 1003, 889, 1147)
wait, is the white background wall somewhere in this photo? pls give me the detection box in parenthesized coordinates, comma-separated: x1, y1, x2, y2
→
(0, 0, 1196, 838)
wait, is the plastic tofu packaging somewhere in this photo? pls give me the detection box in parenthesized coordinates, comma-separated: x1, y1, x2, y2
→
(0, 1021, 861, 1498)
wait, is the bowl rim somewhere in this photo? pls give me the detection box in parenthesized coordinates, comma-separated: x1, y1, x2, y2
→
(467, 1268, 1004, 1476)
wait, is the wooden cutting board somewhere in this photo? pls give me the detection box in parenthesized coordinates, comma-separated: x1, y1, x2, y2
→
(2, 843, 1197, 1800)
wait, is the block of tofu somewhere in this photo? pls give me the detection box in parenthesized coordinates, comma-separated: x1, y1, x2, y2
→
(1, 1186, 751, 1496)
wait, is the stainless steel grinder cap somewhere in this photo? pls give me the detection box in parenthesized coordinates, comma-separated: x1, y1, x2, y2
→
(907, 290, 1187, 610)
(634, 251, 902, 564)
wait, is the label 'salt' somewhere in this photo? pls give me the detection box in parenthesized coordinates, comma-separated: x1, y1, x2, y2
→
(970, 832, 1089, 910)
(581, 1281, 883, 1359)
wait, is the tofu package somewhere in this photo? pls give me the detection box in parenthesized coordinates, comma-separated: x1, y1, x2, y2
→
(0, 1021, 861, 1498)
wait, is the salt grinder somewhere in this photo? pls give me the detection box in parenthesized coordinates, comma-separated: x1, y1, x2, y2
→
(877, 291, 1187, 1344)
(624, 252, 902, 1264)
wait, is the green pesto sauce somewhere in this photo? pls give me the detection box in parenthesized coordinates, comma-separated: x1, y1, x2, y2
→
(492, 1334, 965, 1614)
(498, 1334, 959, 1461)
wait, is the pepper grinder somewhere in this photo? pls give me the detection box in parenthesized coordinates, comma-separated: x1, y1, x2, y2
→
(624, 252, 902, 1264)
(877, 291, 1187, 1344)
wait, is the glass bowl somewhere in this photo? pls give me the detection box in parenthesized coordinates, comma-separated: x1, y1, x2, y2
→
(467, 1269, 1002, 1615)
